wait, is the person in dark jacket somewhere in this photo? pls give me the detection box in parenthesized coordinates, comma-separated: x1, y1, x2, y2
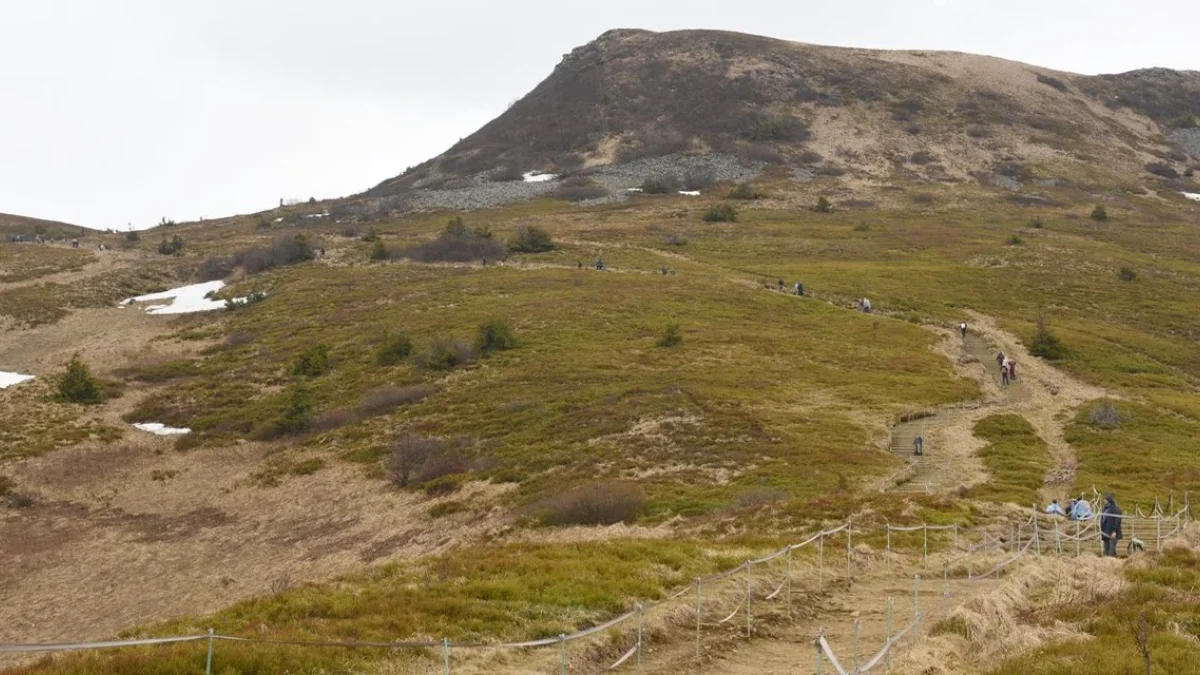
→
(1100, 493, 1123, 557)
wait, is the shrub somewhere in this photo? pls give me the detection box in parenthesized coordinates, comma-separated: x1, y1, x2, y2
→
(967, 125, 990, 138)
(728, 183, 765, 200)
(681, 169, 717, 191)
(6, 491, 36, 509)
(1091, 204, 1109, 221)
(1117, 266, 1137, 281)
(357, 384, 433, 416)
(909, 151, 936, 165)
(476, 319, 517, 356)
(746, 114, 809, 143)
(509, 225, 555, 253)
(554, 176, 610, 202)
(905, 124, 923, 136)
(815, 165, 846, 177)
(235, 234, 317, 274)
(418, 338, 474, 371)
(415, 450, 471, 486)
(703, 204, 738, 223)
(429, 501, 466, 518)
(1036, 73, 1069, 92)
(376, 332, 414, 366)
(531, 482, 646, 526)
(124, 229, 141, 242)
(157, 235, 184, 256)
(912, 193, 936, 205)
(798, 150, 824, 165)
(196, 255, 236, 282)
(641, 174, 680, 194)
(1028, 311, 1067, 360)
(396, 230, 505, 263)
(290, 458, 325, 476)
(490, 166, 524, 182)
(657, 322, 683, 347)
(292, 344, 331, 377)
(813, 196, 834, 213)
(1007, 234, 1025, 245)
(662, 232, 688, 247)
(444, 216, 468, 236)
(361, 228, 380, 242)
(385, 434, 444, 487)
(1029, 217, 1045, 229)
(57, 353, 102, 404)
(223, 331, 255, 348)
(1090, 399, 1122, 429)
(1145, 162, 1180, 179)
(268, 383, 313, 437)
(225, 291, 267, 311)
(370, 239, 390, 261)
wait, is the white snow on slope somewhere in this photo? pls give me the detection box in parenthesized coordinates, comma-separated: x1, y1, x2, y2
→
(122, 281, 241, 315)
(523, 171, 557, 183)
(1183, 192, 1200, 202)
(133, 422, 192, 436)
(678, 191, 701, 196)
(0, 372, 35, 389)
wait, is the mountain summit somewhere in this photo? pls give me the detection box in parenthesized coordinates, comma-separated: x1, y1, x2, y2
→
(369, 29, 1200, 197)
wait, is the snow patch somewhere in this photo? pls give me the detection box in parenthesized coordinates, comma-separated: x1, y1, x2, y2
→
(523, 171, 557, 183)
(626, 187, 644, 193)
(1182, 192, 1200, 202)
(0, 372, 35, 389)
(133, 422, 192, 436)
(122, 281, 244, 315)
(678, 190, 701, 196)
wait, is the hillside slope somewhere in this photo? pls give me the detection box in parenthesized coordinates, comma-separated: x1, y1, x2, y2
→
(369, 29, 1200, 199)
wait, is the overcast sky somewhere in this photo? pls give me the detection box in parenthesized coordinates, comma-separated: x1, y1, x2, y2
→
(2, 1, 1196, 230)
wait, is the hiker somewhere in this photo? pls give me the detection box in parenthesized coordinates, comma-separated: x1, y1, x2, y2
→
(1045, 500, 1066, 517)
(1100, 493, 1123, 557)
(662, 266, 669, 276)
(595, 257, 604, 271)
(996, 351, 1005, 368)
(577, 261, 583, 269)
(795, 282, 804, 296)
(960, 322, 968, 339)
(482, 256, 487, 267)
(1008, 360, 1017, 381)
(1070, 495, 1094, 521)
(913, 435, 924, 456)
(1001, 362, 1010, 386)
(862, 298, 871, 313)
(777, 279, 784, 291)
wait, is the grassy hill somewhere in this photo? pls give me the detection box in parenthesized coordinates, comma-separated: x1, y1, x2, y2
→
(3, 29, 1200, 675)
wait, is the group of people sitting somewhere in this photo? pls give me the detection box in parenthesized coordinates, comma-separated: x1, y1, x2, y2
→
(1045, 496, 1094, 520)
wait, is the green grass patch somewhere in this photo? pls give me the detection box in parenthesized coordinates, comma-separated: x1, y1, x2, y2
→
(967, 415, 1050, 506)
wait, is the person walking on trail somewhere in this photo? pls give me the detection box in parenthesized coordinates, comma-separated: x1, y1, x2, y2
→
(595, 257, 605, 271)
(1001, 361, 1010, 386)
(996, 351, 1005, 368)
(1100, 493, 1124, 557)
(913, 435, 924, 456)
(1008, 360, 1017, 381)
(778, 279, 785, 291)
(795, 282, 804, 296)
(960, 322, 968, 340)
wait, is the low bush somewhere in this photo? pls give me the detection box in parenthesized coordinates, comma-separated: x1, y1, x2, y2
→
(57, 353, 102, 404)
(1029, 217, 1045, 229)
(553, 176, 610, 202)
(397, 230, 505, 263)
(490, 166, 524, 182)
(798, 150, 824, 165)
(235, 234, 317, 274)
(124, 229, 140, 242)
(531, 482, 646, 526)
(1117, 266, 1137, 281)
(225, 291, 267, 311)
(157, 235, 184, 256)
(815, 165, 847, 177)
(1090, 398, 1122, 429)
(1028, 311, 1067, 360)
(370, 239, 390, 261)
(909, 151, 936, 165)
(385, 434, 444, 487)
(357, 384, 433, 416)
(728, 183, 765, 200)
(196, 255, 236, 282)
(813, 196, 834, 213)
(641, 174, 680, 195)
(476, 319, 517, 356)
(416, 450, 471, 486)
(509, 226, 555, 253)
(681, 169, 717, 191)
(966, 125, 990, 138)
(1036, 73, 1069, 92)
(1091, 204, 1109, 221)
(418, 338, 474, 371)
(662, 232, 688, 247)
(223, 332, 255, 348)
(703, 204, 738, 223)
(912, 193, 936, 204)
(360, 228, 380, 242)
(292, 344, 331, 377)
(429, 501, 467, 518)
(657, 322, 683, 347)
(1145, 162, 1180, 179)
(745, 114, 810, 143)
(376, 332, 414, 366)
(1007, 234, 1025, 245)
(261, 384, 314, 438)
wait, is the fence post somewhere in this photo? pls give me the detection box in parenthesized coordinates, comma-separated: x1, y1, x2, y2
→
(942, 562, 949, 620)
(694, 577, 702, 661)
(886, 597, 893, 673)
(442, 637, 450, 675)
(816, 630, 824, 675)
(1054, 520, 1061, 555)
(1010, 523, 1016, 553)
(786, 546, 794, 620)
(560, 634, 567, 675)
(846, 520, 853, 580)
(637, 603, 644, 674)
(922, 524, 929, 570)
(853, 620, 861, 673)
(1075, 520, 1081, 557)
(1033, 505, 1042, 559)
(953, 524, 959, 552)
(818, 533, 825, 593)
(746, 561, 754, 638)
(205, 628, 214, 675)
(913, 575, 921, 636)
(1157, 515, 1163, 555)
(886, 524, 892, 571)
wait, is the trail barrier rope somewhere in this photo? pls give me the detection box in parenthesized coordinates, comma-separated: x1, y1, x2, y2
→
(1, 494, 1189, 674)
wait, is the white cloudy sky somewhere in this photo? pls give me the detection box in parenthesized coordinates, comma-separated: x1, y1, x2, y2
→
(2, 0, 1196, 229)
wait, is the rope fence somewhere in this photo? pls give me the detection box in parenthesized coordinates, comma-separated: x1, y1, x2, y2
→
(2, 495, 1190, 674)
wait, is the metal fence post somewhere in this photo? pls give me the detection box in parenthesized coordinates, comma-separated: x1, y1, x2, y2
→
(953, 524, 959, 552)
(846, 519, 853, 580)
(1157, 515, 1163, 555)
(1033, 506, 1042, 559)
(818, 533, 825, 592)
(922, 523, 929, 570)
(942, 563, 949, 620)
(886, 524, 892, 571)
(694, 577, 702, 661)
(636, 603, 644, 674)
(1010, 523, 1016, 552)
(746, 561, 754, 638)
(442, 637, 450, 675)
(205, 628, 214, 675)
(786, 546, 794, 620)
(559, 634, 567, 675)
(1075, 520, 1081, 557)
(886, 597, 893, 673)
(913, 575, 921, 636)
(853, 620, 860, 673)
